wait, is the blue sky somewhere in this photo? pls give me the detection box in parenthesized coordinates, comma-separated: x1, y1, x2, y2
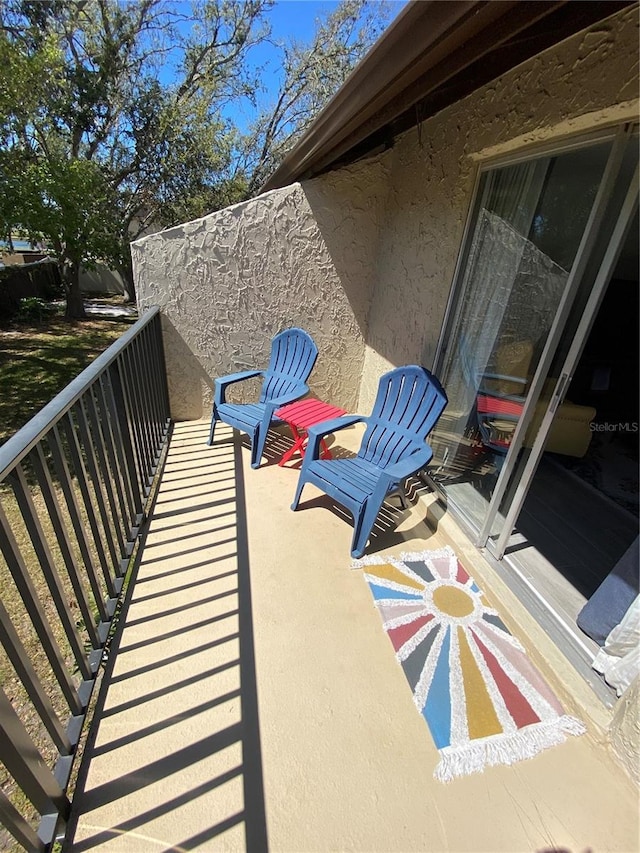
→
(230, 1, 339, 129)
(156, 1, 405, 132)
(229, 0, 406, 131)
(267, 1, 340, 40)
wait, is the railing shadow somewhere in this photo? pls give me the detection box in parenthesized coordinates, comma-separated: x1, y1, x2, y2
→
(64, 422, 268, 851)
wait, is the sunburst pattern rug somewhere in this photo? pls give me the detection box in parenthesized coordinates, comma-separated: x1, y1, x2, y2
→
(353, 547, 585, 782)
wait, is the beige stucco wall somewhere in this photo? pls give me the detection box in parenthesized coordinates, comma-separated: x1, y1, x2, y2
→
(352, 5, 640, 783)
(357, 4, 639, 411)
(132, 161, 388, 420)
(610, 676, 640, 785)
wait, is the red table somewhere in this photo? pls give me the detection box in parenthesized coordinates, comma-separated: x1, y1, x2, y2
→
(274, 398, 347, 467)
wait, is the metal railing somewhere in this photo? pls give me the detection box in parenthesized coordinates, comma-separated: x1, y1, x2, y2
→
(0, 307, 170, 852)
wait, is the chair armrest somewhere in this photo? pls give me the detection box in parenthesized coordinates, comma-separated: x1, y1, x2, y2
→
(267, 384, 311, 410)
(307, 415, 365, 440)
(383, 446, 434, 484)
(303, 416, 366, 462)
(215, 370, 264, 405)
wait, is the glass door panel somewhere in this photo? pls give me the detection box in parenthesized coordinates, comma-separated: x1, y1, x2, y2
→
(487, 137, 639, 554)
(430, 140, 613, 531)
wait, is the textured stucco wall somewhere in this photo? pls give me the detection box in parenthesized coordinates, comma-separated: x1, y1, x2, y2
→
(357, 5, 639, 411)
(132, 160, 388, 419)
(133, 7, 638, 420)
(610, 676, 640, 785)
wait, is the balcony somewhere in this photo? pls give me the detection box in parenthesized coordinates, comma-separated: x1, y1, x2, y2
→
(0, 310, 638, 852)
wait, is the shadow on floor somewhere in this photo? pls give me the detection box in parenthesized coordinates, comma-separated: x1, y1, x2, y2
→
(65, 423, 268, 851)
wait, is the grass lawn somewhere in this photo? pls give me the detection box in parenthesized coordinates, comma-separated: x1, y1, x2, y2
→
(0, 304, 136, 445)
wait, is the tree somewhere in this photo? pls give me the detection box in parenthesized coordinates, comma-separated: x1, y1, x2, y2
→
(0, 0, 270, 317)
(0, 0, 392, 318)
(237, 0, 393, 195)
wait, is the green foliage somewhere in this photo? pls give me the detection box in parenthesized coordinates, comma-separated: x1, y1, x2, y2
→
(0, 0, 392, 316)
(14, 296, 58, 322)
(237, 0, 394, 194)
(0, 0, 272, 315)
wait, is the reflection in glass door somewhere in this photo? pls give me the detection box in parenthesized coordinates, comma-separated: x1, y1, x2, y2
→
(488, 140, 639, 558)
(429, 138, 615, 532)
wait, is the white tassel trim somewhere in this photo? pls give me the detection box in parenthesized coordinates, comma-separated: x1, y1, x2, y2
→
(399, 547, 456, 562)
(351, 547, 455, 569)
(434, 715, 586, 783)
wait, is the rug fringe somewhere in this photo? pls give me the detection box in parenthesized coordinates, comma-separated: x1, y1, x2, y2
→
(434, 716, 586, 782)
(351, 547, 455, 570)
(399, 547, 455, 562)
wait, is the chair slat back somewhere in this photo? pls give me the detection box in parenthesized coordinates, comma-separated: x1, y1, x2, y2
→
(358, 366, 447, 468)
(260, 328, 319, 403)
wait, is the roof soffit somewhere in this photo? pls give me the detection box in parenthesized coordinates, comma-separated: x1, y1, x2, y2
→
(260, 0, 634, 192)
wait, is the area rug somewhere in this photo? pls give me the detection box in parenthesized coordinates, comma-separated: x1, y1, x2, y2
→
(352, 547, 585, 782)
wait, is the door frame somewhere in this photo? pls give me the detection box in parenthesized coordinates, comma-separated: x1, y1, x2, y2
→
(429, 122, 638, 554)
(489, 155, 639, 557)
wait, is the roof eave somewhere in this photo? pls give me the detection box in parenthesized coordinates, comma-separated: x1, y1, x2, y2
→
(260, 0, 633, 193)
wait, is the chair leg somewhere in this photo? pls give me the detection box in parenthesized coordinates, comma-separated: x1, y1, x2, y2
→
(398, 486, 409, 509)
(251, 410, 277, 469)
(250, 424, 267, 469)
(351, 523, 370, 558)
(389, 483, 408, 509)
(207, 407, 218, 446)
(291, 475, 305, 511)
(351, 496, 384, 559)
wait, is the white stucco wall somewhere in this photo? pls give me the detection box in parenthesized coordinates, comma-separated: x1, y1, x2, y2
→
(357, 4, 639, 411)
(132, 161, 388, 420)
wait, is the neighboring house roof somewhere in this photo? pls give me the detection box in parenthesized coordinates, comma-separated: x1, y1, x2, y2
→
(261, 0, 633, 192)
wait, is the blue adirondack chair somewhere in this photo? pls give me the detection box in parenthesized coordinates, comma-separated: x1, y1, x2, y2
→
(290, 365, 448, 558)
(208, 328, 318, 469)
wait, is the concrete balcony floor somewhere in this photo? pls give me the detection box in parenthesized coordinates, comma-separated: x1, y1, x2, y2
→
(67, 420, 639, 852)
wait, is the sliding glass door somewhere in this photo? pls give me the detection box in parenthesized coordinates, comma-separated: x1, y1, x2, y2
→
(486, 136, 639, 558)
(429, 125, 637, 549)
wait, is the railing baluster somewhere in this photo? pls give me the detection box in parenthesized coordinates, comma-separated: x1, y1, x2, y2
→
(0, 689, 69, 818)
(114, 351, 145, 498)
(104, 366, 142, 527)
(94, 376, 133, 541)
(0, 599, 72, 754)
(0, 788, 45, 853)
(122, 344, 154, 492)
(47, 428, 109, 627)
(131, 338, 155, 488)
(0, 306, 170, 850)
(140, 324, 163, 452)
(0, 502, 82, 715)
(82, 394, 126, 560)
(72, 400, 122, 575)
(6, 463, 91, 680)
(61, 411, 117, 600)
(154, 313, 172, 422)
(29, 445, 102, 652)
